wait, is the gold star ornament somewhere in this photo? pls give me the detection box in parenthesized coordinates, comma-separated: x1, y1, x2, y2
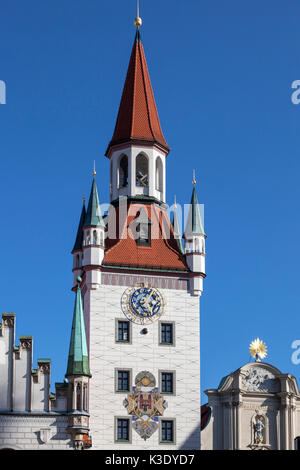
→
(249, 338, 267, 362)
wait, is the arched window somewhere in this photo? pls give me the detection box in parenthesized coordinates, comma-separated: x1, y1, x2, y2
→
(136, 154, 149, 187)
(83, 385, 88, 412)
(86, 231, 91, 245)
(76, 384, 81, 411)
(93, 230, 98, 245)
(76, 254, 80, 268)
(100, 231, 104, 246)
(155, 157, 163, 192)
(295, 437, 300, 450)
(119, 155, 128, 188)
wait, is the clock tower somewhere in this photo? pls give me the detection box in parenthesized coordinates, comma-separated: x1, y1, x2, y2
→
(73, 19, 206, 450)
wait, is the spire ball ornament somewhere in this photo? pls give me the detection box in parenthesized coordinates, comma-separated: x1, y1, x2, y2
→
(135, 0, 142, 28)
(249, 338, 267, 362)
(134, 16, 142, 28)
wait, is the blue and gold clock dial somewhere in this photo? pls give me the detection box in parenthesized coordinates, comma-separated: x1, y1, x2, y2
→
(121, 287, 164, 324)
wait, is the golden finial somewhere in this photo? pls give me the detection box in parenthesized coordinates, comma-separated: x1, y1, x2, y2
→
(82, 195, 86, 204)
(93, 160, 96, 176)
(192, 169, 196, 185)
(174, 195, 177, 209)
(249, 338, 268, 362)
(134, 0, 142, 28)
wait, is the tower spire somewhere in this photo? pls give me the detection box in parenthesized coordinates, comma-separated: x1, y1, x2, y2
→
(185, 183, 205, 236)
(66, 277, 90, 377)
(72, 199, 86, 253)
(84, 176, 105, 228)
(105, 25, 169, 157)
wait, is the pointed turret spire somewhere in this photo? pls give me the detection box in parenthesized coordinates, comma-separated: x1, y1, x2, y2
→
(72, 200, 86, 253)
(105, 27, 170, 156)
(84, 176, 105, 228)
(184, 180, 205, 236)
(66, 277, 90, 377)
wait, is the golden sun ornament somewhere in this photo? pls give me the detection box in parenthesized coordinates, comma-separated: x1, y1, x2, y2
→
(249, 338, 267, 362)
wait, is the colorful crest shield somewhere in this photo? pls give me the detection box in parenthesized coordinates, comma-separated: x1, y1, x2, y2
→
(123, 372, 168, 440)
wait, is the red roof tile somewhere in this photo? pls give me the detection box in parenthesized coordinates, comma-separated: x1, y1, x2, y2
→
(105, 31, 170, 157)
(103, 203, 187, 271)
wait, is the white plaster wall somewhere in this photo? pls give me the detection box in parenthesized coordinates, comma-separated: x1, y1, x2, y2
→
(0, 415, 71, 450)
(13, 349, 31, 412)
(0, 325, 13, 411)
(32, 372, 50, 412)
(86, 283, 200, 450)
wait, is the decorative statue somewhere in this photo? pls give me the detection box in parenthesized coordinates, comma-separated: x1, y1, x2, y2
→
(254, 416, 265, 444)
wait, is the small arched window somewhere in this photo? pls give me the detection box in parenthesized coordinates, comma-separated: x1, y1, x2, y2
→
(76, 384, 81, 411)
(155, 157, 163, 192)
(119, 155, 128, 188)
(83, 385, 88, 412)
(136, 154, 149, 187)
(93, 230, 98, 245)
(76, 254, 80, 268)
(86, 231, 91, 245)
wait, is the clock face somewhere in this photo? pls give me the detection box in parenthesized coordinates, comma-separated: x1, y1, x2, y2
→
(121, 287, 164, 325)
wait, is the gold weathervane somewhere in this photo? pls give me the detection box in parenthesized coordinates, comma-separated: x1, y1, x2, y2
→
(134, 0, 142, 28)
(249, 338, 267, 362)
(192, 169, 196, 185)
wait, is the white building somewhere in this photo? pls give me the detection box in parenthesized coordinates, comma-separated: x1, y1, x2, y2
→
(0, 21, 205, 451)
(201, 361, 300, 450)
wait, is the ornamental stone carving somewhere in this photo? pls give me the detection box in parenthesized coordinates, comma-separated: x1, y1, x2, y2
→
(69, 415, 89, 427)
(2, 317, 15, 328)
(38, 364, 50, 374)
(241, 368, 277, 392)
(20, 338, 32, 350)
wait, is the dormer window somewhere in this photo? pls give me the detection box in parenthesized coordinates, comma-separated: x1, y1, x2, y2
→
(134, 208, 152, 247)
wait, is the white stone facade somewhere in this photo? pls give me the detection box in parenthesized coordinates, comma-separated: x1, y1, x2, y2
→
(84, 281, 201, 450)
(0, 415, 71, 450)
(0, 313, 72, 450)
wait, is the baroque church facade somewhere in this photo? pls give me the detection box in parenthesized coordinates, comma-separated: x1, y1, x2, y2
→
(1, 19, 300, 452)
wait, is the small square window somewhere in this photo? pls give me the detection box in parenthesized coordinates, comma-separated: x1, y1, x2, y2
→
(116, 418, 130, 442)
(116, 369, 131, 392)
(161, 372, 174, 394)
(117, 320, 130, 343)
(161, 420, 175, 444)
(160, 323, 174, 345)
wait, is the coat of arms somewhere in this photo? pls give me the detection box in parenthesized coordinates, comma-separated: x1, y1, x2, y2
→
(123, 371, 168, 440)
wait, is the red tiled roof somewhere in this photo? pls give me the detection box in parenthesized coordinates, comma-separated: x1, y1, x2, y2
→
(105, 31, 170, 157)
(103, 203, 187, 271)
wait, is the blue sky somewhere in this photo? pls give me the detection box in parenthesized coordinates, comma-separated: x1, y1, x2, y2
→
(1, 0, 300, 400)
